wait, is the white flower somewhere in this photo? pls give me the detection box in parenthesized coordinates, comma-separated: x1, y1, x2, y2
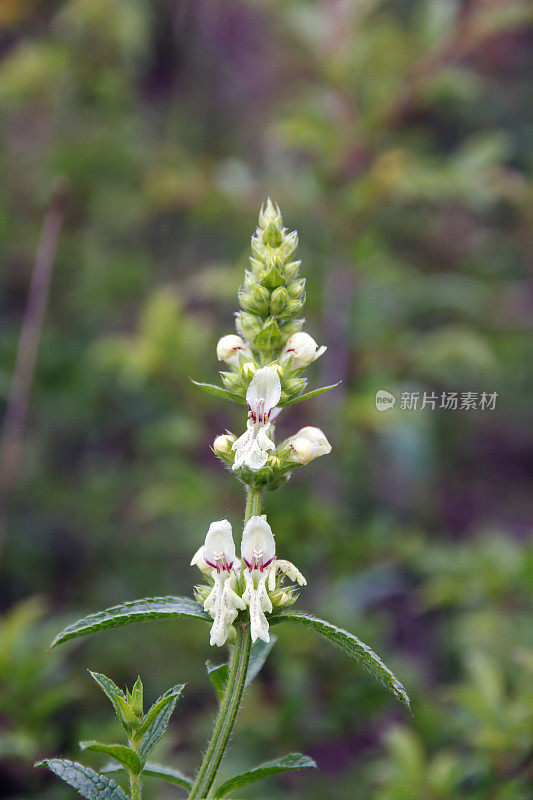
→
(217, 334, 252, 367)
(241, 516, 276, 643)
(192, 520, 245, 647)
(232, 419, 275, 471)
(246, 366, 281, 424)
(232, 366, 281, 471)
(281, 332, 326, 369)
(288, 426, 331, 464)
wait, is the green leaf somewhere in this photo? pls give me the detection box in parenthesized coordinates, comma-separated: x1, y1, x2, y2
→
(279, 382, 340, 407)
(190, 380, 246, 404)
(136, 684, 185, 738)
(206, 661, 229, 703)
(215, 753, 316, 797)
(270, 610, 411, 711)
(137, 686, 183, 765)
(36, 759, 129, 800)
(245, 635, 277, 686)
(88, 672, 129, 732)
(50, 596, 210, 648)
(79, 742, 141, 775)
(102, 762, 193, 791)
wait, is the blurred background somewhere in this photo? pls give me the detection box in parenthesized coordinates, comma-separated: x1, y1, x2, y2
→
(1, 1, 532, 798)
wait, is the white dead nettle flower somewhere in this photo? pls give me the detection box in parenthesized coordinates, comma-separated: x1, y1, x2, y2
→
(281, 332, 326, 370)
(288, 426, 332, 464)
(192, 520, 245, 647)
(217, 334, 252, 368)
(232, 366, 281, 471)
(241, 516, 306, 643)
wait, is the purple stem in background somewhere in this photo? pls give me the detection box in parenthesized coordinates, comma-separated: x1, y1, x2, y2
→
(0, 179, 67, 565)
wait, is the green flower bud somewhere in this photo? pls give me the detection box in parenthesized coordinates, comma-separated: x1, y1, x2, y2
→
(236, 311, 262, 341)
(282, 377, 307, 396)
(252, 284, 271, 314)
(288, 277, 306, 299)
(270, 286, 289, 315)
(280, 299, 304, 320)
(251, 237, 265, 260)
(116, 694, 139, 732)
(130, 677, 143, 718)
(220, 371, 244, 391)
(249, 258, 263, 278)
(279, 318, 304, 340)
(238, 284, 270, 315)
(283, 260, 301, 282)
(258, 198, 283, 229)
(243, 270, 255, 291)
(280, 230, 298, 260)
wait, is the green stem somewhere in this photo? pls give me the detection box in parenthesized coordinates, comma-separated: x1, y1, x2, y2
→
(129, 772, 142, 800)
(188, 623, 252, 800)
(244, 484, 262, 522)
(187, 486, 261, 800)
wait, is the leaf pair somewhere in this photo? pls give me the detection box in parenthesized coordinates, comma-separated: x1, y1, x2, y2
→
(192, 378, 339, 408)
(50, 595, 411, 710)
(37, 673, 186, 800)
(102, 753, 316, 797)
(87, 672, 185, 766)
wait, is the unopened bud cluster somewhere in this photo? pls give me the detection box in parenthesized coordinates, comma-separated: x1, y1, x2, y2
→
(235, 199, 305, 355)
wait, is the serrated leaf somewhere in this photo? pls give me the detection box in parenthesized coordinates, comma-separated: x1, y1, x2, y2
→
(36, 758, 129, 800)
(245, 636, 277, 686)
(190, 380, 246, 404)
(136, 684, 185, 738)
(215, 753, 316, 797)
(80, 742, 141, 775)
(102, 762, 193, 790)
(50, 596, 210, 648)
(279, 382, 340, 407)
(88, 673, 128, 732)
(137, 686, 183, 765)
(206, 661, 229, 703)
(270, 610, 411, 710)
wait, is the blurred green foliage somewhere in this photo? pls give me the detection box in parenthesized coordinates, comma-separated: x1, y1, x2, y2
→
(1, 0, 532, 798)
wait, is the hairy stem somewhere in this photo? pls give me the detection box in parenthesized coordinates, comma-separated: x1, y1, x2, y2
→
(129, 773, 142, 800)
(244, 484, 262, 522)
(187, 486, 261, 800)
